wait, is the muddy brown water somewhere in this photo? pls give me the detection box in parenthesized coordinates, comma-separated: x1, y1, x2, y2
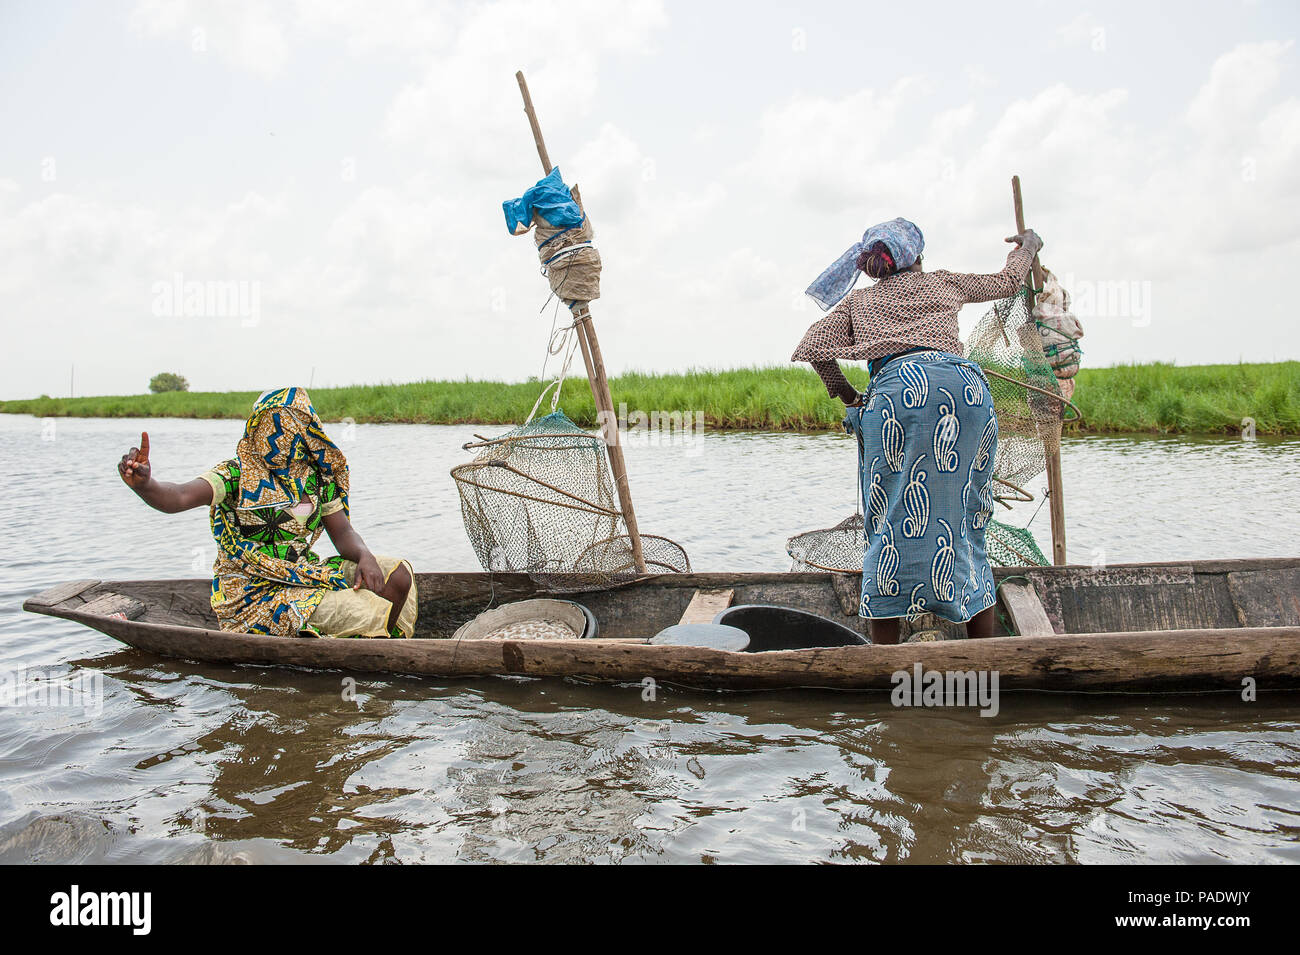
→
(1, 415, 1297, 863)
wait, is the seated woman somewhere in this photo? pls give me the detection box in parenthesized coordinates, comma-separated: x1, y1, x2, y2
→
(793, 217, 1042, 645)
(117, 387, 416, 639)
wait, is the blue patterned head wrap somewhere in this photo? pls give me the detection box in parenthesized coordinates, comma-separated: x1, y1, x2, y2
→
(805, 217, 925, 310)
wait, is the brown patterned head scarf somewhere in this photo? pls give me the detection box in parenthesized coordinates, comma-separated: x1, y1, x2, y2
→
(234, 387, 349, 515)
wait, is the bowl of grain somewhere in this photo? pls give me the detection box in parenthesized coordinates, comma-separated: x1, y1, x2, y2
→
(451, 599, 598, 641)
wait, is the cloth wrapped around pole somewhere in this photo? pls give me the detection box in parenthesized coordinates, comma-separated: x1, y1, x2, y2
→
(534, 208, 602, 302)
(1032, 266, 1084, 381)
(503, 167, 602, 302)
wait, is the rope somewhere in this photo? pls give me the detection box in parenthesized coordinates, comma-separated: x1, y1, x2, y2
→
(1034, 319, 1083, 359)
(542, 242, 592, 267)
(536, 214, 588, 250)
(525, 298, 581, 425)
(1025, 487, 1050, 528)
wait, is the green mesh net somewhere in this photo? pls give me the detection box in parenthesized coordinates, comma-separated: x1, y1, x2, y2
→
(986, 519, 1048, 567)
(965, 288, 1065, 502)
(965, 288, 1062, 567)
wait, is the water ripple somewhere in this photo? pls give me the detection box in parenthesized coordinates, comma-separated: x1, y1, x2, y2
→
(1, 416, 1297, 862)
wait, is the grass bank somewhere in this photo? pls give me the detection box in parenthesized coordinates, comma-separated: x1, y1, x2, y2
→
(2, 362, 1297, 435)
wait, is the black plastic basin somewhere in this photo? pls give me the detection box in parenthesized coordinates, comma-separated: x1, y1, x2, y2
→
(712, 605, 870, 652)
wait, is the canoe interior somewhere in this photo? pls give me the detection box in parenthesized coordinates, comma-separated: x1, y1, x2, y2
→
(31, 558, 1300, 641)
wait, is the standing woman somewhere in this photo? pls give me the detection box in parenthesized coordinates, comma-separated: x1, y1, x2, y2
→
(792, 218, 1042, 644)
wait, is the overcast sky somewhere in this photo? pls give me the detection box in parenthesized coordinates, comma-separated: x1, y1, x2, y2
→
(1, 0, 1296, 399)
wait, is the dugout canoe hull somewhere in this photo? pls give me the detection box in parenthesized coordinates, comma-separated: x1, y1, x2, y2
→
(23, 558, 1300, 693)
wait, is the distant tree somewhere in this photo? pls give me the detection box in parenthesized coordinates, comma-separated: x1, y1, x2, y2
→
(149, 373, 190, 394)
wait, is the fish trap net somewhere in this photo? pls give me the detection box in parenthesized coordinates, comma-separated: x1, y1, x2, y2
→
(452, 410, 689, 590)
(787, 513, 864, 572)
(788, 512, 1047, 571)
(986, 520, 1048, 568)
(965, 288, 1072, 502)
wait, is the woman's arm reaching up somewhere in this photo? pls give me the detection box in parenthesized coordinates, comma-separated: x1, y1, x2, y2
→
(118, 431, 214, 513)
(945, 230, 1043, 305)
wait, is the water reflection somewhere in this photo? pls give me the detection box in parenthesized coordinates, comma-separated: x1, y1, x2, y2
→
(1, 416, 1298, 863)
(1, 646, 1290, 864)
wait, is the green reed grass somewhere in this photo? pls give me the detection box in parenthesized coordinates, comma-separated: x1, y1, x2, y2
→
(3, 362, 1297, 435)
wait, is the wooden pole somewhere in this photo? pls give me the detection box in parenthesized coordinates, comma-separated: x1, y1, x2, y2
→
(1012, 175, 1067, 566)
(516, 71, 553, 175)
(515, 70, 648, 574)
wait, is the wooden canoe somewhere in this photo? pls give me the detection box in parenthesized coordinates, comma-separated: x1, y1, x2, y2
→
(23, 558, 1300, 693)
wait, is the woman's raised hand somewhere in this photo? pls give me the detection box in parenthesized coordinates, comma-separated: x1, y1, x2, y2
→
(118, 431, 152, 489)
(116, 434, 212, 512)
(1005, 229, 1043, 254)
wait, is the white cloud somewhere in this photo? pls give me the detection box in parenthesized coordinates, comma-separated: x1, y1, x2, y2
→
(3, 8, 1298, 400)
(703, 43, 1300, 373)
(131, 0, 291, 76)
(381, 0, 668, 177)
(1058, 12, 1107, 52)
(1187, 40, 1294, 134)
(291, 0, 455, 59)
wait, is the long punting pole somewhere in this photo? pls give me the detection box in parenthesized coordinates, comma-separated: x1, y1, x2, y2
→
(1012, 175, 1067, 566)
(515, 70, 648, 575)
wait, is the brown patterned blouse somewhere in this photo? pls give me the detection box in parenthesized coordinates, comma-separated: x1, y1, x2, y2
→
(792, 246, 1035, 402)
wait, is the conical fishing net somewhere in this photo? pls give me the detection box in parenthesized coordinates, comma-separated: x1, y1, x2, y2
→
(452, 410, 689, 590)
(965, 288, 1067, 502)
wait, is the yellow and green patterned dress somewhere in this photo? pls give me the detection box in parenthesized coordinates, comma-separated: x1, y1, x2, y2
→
(200, 388, 356, 636)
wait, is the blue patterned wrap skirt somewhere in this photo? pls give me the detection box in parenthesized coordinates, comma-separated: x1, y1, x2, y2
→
(845, 350, 999, 623)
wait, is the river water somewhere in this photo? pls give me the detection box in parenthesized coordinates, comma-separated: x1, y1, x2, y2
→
(0, 414, 1297, 863)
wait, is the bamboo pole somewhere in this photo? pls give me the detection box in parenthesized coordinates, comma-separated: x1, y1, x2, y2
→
(1012, 175, 1067, 566)
(516, 71, 553, 174)
(515, 70, 648, 574)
